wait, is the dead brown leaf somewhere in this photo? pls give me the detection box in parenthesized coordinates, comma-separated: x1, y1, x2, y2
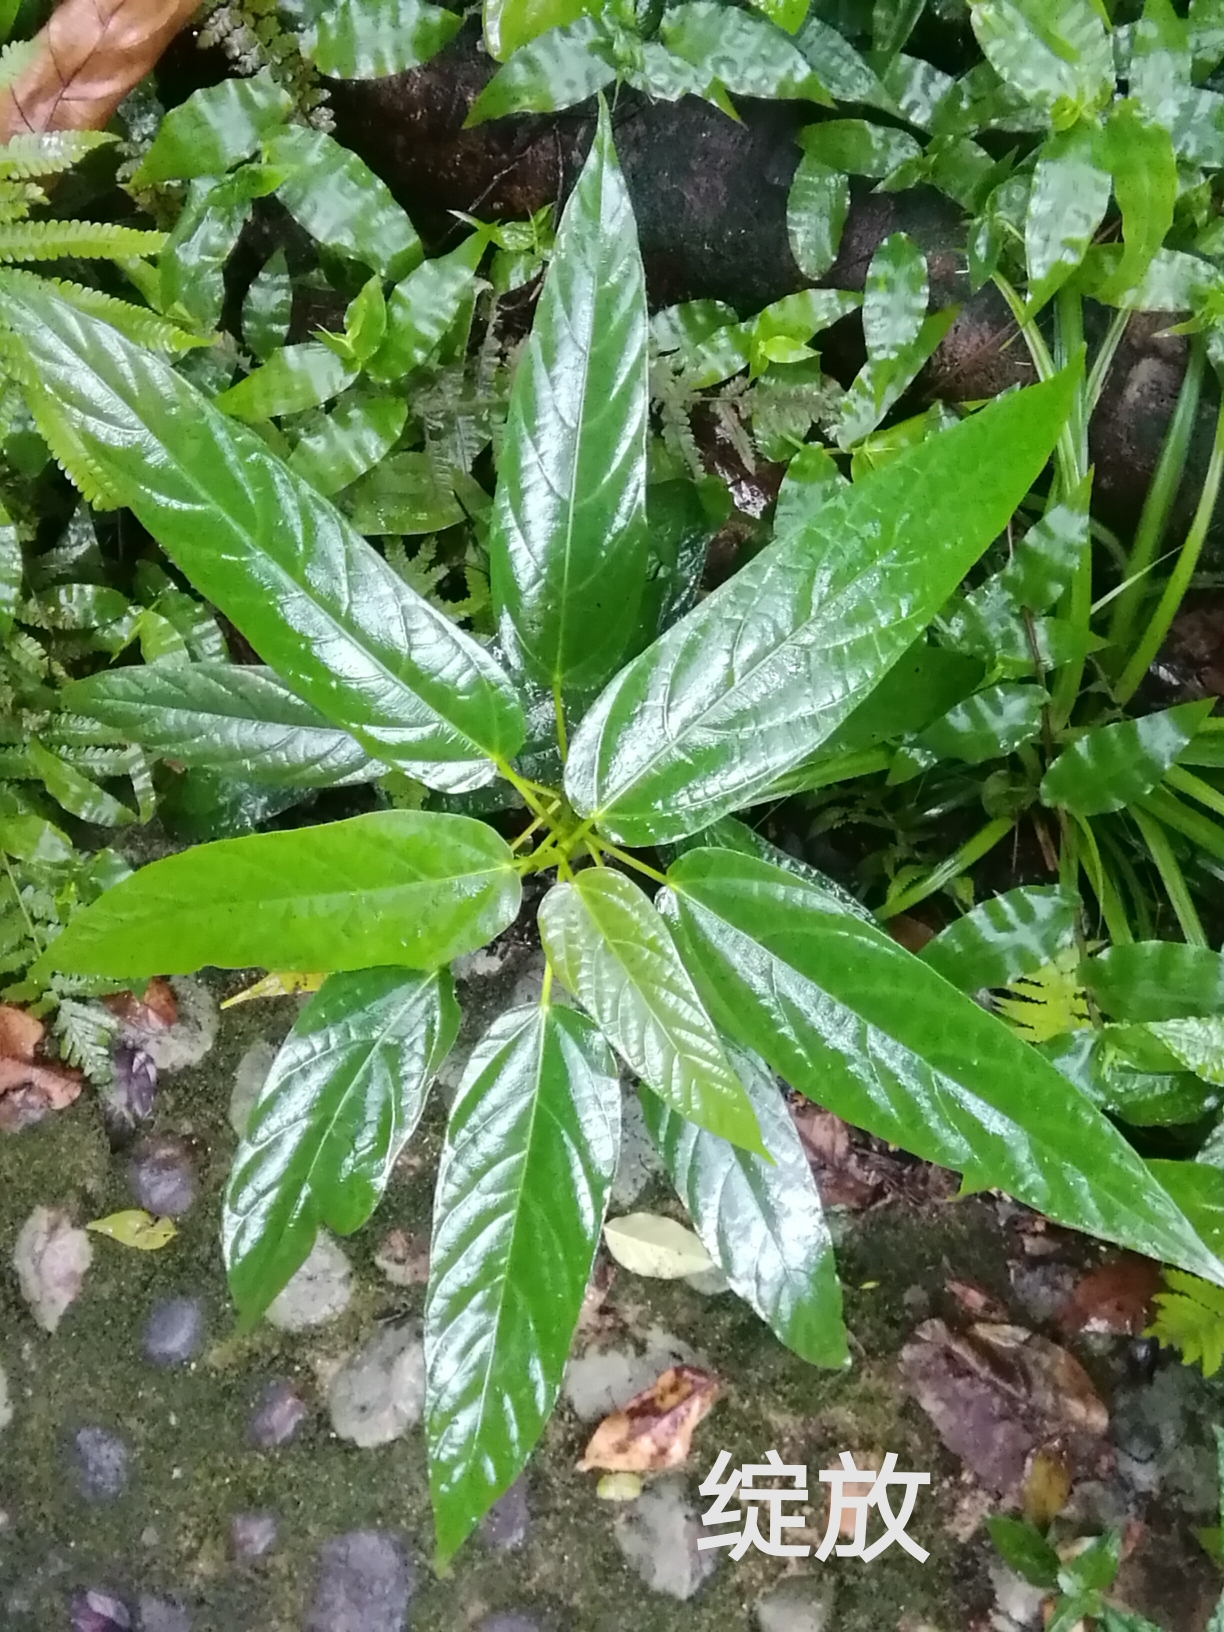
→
(945, 1278, 1010, 1323)
(898, 1318, 1108, 1495)
(0, 1001, 81, 1130)
(1021, 1445, 1071, 1529)
(0, 1002, 43, 1061)
(1058, 1254, 1162, 1338)
(577, 1365, 720, 1474)
(104, 977, 178, 1032)
(790, 1100, 958, 1211)
(0, 0, 199, 139)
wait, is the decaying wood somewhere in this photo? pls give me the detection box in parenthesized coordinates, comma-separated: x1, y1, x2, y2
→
(0, 0, 199, 140)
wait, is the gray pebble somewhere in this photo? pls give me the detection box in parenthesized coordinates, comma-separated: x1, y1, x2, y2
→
(70, 1428, 129, 1503)
(136, 1595, 190, 1632)
(265, 1234, 351, 1332)
(127, 1136, 196, 1219)
(250, 1379, 307, 1447)
(479, 1481, 529, 1552)
(229, 1511, 278, 1562)
(305, 1531, 413, 1632)
(142, 1298, 204, 1367)
(327, 1323, 424, 1448)
(70, 1589, 131, 1631)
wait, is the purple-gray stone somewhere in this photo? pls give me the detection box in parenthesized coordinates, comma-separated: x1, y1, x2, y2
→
(229, 1511, 278, 1562)
(102, 1047, 157, 1148)
(142, 1298, 204, 1367)
(305, 1531, 413, 1632)
(70, 1428, 129, 1502)
(69, 1589, 131, 1632)
(127, 1136, 196, 1218)
(136, 1596, 190, 1632)
(479, 1481, 529, 1552)
(249, 1379, 307, 1448)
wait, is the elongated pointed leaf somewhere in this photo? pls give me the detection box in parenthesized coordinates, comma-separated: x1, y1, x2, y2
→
(35, 811, 520, 979)
(243, 249, 292, 361)
(565, 368, 1076, 845)
(787, 155, 849, 279)
(915, 681, 1046, 763)
(969, 0, 1114, 115)
(1025, 123, 1111, 309)
(426, 1003, 620, 1561)
(225, 966, 458, 1325)
(490, 101, 648, 694)
(920, 885, 1080, 990)
(216, 343, 354, 422)
(0, 280, 525, 788)
(641, 1045, 847, 1365)
(368, 235, 486, 382)
(1087, 943, 1224, 1021)
(465, 16, 618, 124)
(660, 2, 833, 103)
(1094, 101, 1178, 302)
(61, 663, 379, 787)
(302, 0, 463, 77)
(1040, 701, 1214, 816)
(133, 68, 291, 184)
(538, 867, 764, 1154)
(288, 392, 408, 497)
(264, 126, 422, 280)
(663, 847, 1224, 1285)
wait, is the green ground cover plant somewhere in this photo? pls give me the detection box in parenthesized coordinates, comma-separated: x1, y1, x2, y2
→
(10, 0, 1224, 1577)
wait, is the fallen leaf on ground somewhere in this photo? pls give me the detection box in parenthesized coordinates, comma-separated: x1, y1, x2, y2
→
(1058, 1254, 1162, 1337)
(790, 1100, 958, 1210)
(12, 1205, 92, 1332)
(104, 977, 177, 1030)
(0, 1003, 43, 1059)
(596, 1472, 643, 1501)
(0, 0, 199, 138)
(577, 1365, 720, 1472)
(221, 971, 325, 1009)
(899, 1318, 1108, 1494)
(603, 1213, 713, 1279)
(946, 1279, 1011, 1322)
(0, 1010, 82, 1131)
(1021, 1444, 1071, 1528)
(86, 1209, 177, 1250)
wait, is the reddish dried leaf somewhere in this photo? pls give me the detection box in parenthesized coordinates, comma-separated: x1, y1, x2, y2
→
(1058, 1254, 1162, 1338)
(0, 1002, 43, 1062)
(104, 977, 178, 1031)
(0, 0, 199, 138)
(0, 1056, 82, 1129)
(945, 1278, 1010, 1322)
(577, 1365, 720, 1474)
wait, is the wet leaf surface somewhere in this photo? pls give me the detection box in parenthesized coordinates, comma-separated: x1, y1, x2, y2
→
(577, 1365, 720, 1473)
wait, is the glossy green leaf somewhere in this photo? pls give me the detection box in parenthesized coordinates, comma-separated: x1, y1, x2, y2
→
(663, 847, 1224, 1285)
(426, 1002, 620, 1561)
(1087, 942, 1224, 1021)
(969, 0, 1114, 116)
(0, 501, 19, 633)
(242, 249, 292, 361)
(774, 444, 846, 537)
(134, 68, 291, 184)
(160, 168, 277, 333)
(750, 0, 809, 32)
(465, 16, 618, 124)
(1025, 122, 1111, 309)
(915, 681, 1047, 763)
(485, 0, 591, 59)
(1040, 701, 1214, 815)
(565, 369, 1073, 845)
(302, 0, 463, 77)
(36, 810, 519, 979)
(1078, 245, 1218, 311)
(920, 884, 1080, 990)
(368, 235, 487, 382)
(28, 739, 133, 826)
(987, 1517, 1061, 1588)
(642, 1044, 847, 1366)
(225, 966, 458, 1326)
(537, 867, 764, 1154)
(883, 52, 955, 127)
(794, 15, 891, 105)
(834, 308, 955, 448)
(264, 126, 422, 280)
(216, 343, 355, 423)
(1093, 101, 1177, 302)
(1144, 1017, 1224, 1086)
(490, 100, 647, 694)
(61, 663, 378, 787)
(288, 391, 407, 496)
(862, 232, 927, 358)
(789, 155, 848, 277)
(659, 2, 833, 104)
(0, 282, 524, 786)
(874, 0, 925, 56)
(342, 451, 464, 534)
(798, 120, 921, 178)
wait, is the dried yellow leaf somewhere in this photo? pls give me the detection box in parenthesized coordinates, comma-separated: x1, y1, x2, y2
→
(221, 971, 325, 1009)
(86, 1209, 177, 1250)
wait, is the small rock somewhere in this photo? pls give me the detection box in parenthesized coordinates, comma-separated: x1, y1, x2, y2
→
(612, 1477, 717, 1600)
(117, 977, 216, 1074)
(373, 1229, 428, 1288)
(988, 1560, 1046, 1630)
(229, 1040, 276, 1137)
(12, 1206, 92, 1332)
(230, 1511, 278, 1561)
(127, 1135, 196, 1219)
(70, 1589, 132, 1631)
(266, 1234, 351, 1332)
(69, 1427, 130, 1503)
(754, 1577, 836, 1632)
(479, 1481, 529, 1551)
(142, 1298, 205, 1367)
(0, 1360, 11, 1431)
(101, 1046, 158, 1149)
(136, 1595, 191, 1632)
(305, 1531, 413, 1632)
(564, 1327, 699, 1422)
(249, 1379, 308, 1447)
(328, 1324, 425, 1448)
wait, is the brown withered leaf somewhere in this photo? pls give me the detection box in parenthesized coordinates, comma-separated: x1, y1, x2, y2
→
(1058, 1254, 1162, 1338)
(0, 1002, 43, 1061)
(0, 1001, 81, 1130)
(898, 1319, 1108, 1495)
(0, 0, 199, 139)
(790, 1100, 958, 1211)
(1021, 1444, 1071, 1529)
(104, 977, 178, 1032)
(945, 1278, 1010, 1323)
(577, 1365, 720, 1474)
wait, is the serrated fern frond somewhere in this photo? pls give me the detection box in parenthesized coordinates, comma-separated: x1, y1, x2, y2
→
(52, 996, 117, 1086)
(995, 950, 1091, 1043)
(0, 131, 116, 180)
(0, 40, 38, 93)
(0, 181, 45, 224)
(3, 270, 210, 351)
(1150, 1269, 1224, 1377)
(3, 367, 119, 510)
(0, 220, 165, 264)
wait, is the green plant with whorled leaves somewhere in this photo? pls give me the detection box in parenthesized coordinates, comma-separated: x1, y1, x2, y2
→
(5, 100, 1224, 1566)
